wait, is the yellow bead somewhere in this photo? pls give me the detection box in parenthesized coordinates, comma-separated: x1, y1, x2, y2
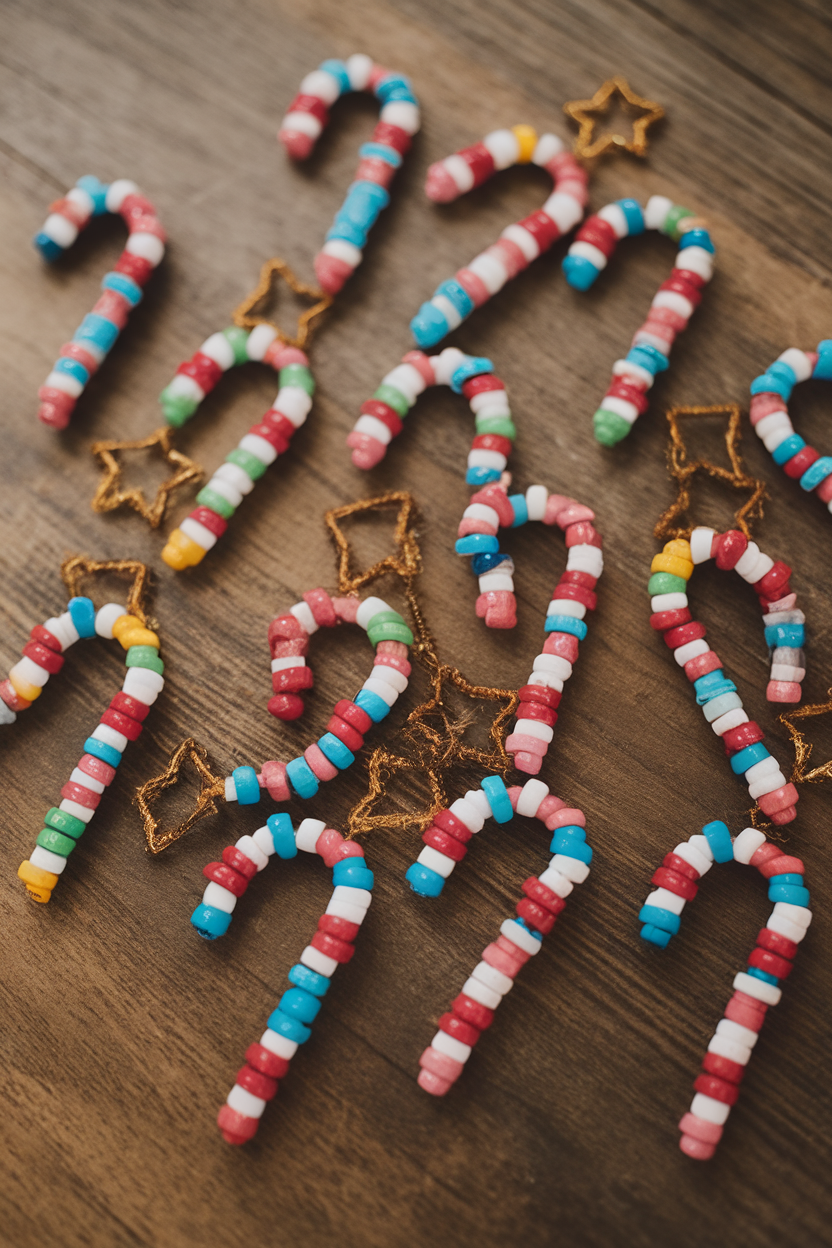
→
(9, 672, 41, 701)
(18, 860, 58, 899)
(161, 529, 206, 570)
(118, 627, 160, 651)
(663, 539, 693, 562)
(112, 614, 144, 642)
(651, 552, 694, 580)
(512, 124, 538, 164)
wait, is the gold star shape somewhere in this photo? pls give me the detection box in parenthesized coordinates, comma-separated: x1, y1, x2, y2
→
(60, 554, 154, 625)
(232, 256, 332, 351)
(135, 738, 225, 854)
(91, 426, 203, 529)
(564, 77, 664, 159)
(780, 692, 832, 786)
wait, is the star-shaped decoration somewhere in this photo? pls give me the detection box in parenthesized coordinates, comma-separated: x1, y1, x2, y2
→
(135, 737, 226, 854)
(90, 426, 203, 529)
(232, 256, 332, 351)
(60, 554, 154, 626)
(654, 404, 768, 542)
(779, 691, 832, 786)
(564, 77, 664, 159)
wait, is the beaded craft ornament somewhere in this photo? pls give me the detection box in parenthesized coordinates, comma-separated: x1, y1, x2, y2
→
(749, 341, 832, 511)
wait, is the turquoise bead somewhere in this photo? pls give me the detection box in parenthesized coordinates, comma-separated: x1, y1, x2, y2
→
(410, 301, 449, 348)
(232, 765, 260, 805)
(641, 923, 673, 947)
(772, 433, 805, 465)
(266, 1008, 311, 1044)
(354, 689, 390, 722)
(191, 903, 232, 940)
(435, 278, 473, 318)
(75, 312, 119, 353)
(102, 270, 142, 305)
(83, 736, 121, 768)
(562, 252, 600, 290)
(55, 356, 90, 385)
(729, 744, 769, 775)
(639, 904, 681, 934)
(545, 614, 588, 640)
(288, 963, 329, 997)
(509, 495, 528, 526)
(746, 966, 779, 986)
(318, 732, 355, 770)
(627, 344, 669, 374)
(405, 863, 445, 896)
(332, 861, 374, 890)
(450, 357, 493, 393)
(702, 819, 734, 862)
(617, 198, 645, 235)
(800, 456, 832, 491)
(278, 986, 321, 1024)
(34, 232, 63, 262)
(267, 812, 296, 859)
(768, 883, 810, 906)
(76, 175, 109, 214)
(455, 534, 499, 555)
(286, 756, 319, 798)
(68, 596, 96, 638)
(319, 58, 350, 94)
(481, 775, 513, 824)
(552, 833, 592, 863)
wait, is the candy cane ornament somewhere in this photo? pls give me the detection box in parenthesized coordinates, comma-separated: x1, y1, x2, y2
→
(649, 531, 804, 823)
(750, 341, 832, 509)
(410, 128, 588, 348)
(34, 176, 166, 430)
(637, 819, 811, 1160)
(562, 196, 715, 446)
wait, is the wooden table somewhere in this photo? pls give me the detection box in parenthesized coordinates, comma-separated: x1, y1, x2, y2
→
(1, 2, 831, 1244)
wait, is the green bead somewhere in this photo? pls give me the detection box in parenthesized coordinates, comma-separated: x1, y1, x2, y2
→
(368, 621, 414, 646)
(226, 447, 267, 480)
(222, 325, 251, 366)
(648, 572, 688, 596)
(373, 384, 410, 417)
(195, 486, 236, 519)
(662, 204, 695, 241)
(475, 416, 517, 440)
(593, 408, 632, 446)
(44, 805, 85, 838)
(159, 388, 198, 428)
(279, 363, 315, 395)
(37, 827, 77, 856)
(126, 646, 165, 675)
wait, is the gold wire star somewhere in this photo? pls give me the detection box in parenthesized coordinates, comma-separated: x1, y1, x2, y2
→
(780, 691, 832, 786)
(60, 555, 154, 626)
(91, 426, 203, 528)
(564, 77, 664, 159)
(232, 256, 332, 351)
(135, 738, 226, 854)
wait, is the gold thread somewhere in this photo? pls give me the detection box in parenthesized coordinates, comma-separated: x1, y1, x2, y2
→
(91, 427, 203, 528)
(60, 555, 154, 626)
(231, 257, 332, 350)
(780, 690, 832, 785)
(563, 77, 664, 160)
(135, 738, 226, 854)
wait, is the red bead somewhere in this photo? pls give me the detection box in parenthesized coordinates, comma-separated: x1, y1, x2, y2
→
(715, 530, 748, 570)
(360, 398, 403, 437)
(755, 927, 799, 960)
(684, 651, 722, 681)
(756, 854, 804, 879)
(575, 215, 617, 257)
(438, 1011, 480, 1047)
(78, 754, 116, 786)
(236, 1063, 278, 1100)
(114, 252, 153, 285)
(333, 699, 373, 735)
(517, 700, 558, 726)
(518, 209, 561, 251)
(662, 852, 699, 881)
(470, 485, 514, 526)
(517, 683, 561, 709)
(458, 141, 496, 184)
(272, 667, 314, 694)
(303, 588, 337, 628)
(268, 694, 305, 720)
(60, 779, 101, 809)
(317, 914, 361, 943)
(521, 877, 567, 916)
(29, 625, 62, 652)
(245, 1041, 290, 1080)
(100, 707, 143, 740)
(652, 867, 698, 900)
(559, 570, 597, 590)
(783, 445, 819, 478)
(721, 721, 764, 753)
(461, 374, 503, 399)
(434, 809, 474, 843)
(606, 378, 649, 413)
(326, 715, 364, 752)
(701, 1051, 745, 1084)
(372, 121, 411, 154)
(216, 1104, 259, 1144)
(472, 433, 513, 457)
(564, 521, 602, 548)
(423, 825, 467, 861)
(249, 422, 290, 453)
(222, 845, 258, 880)
(290, 92, 329, 124)
(659, 273, 702, 305)
(650, 608, 692, 631)
(0, 679, 30, 711)
(748, 947, 793, 979)
(22, 641, 64, 674)
(119, 193, 158, 222)
(451, 993, 494, 1030)
(177, 352, 223, 391)
(515, 897, 556, 934)
(108, 691, 149, 722)
(190, 506, 227, 537)
(311, 930, 354, 962)
(749, 842, 784, 869)
(664, 621, 706, 649)
(553, 581, 597, 611)
(262, 410, 297, 443)
(267, 613, 306, 648)
(543, 632, 578, 663)
(203, 861, 249, 897)
(754, 561, 791, 597)
(694, 1073, 740, 1105)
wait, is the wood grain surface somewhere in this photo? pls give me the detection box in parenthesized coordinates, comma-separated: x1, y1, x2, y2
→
(1, 2, 831, 1245)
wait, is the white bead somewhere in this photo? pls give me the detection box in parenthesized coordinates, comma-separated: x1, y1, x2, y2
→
(468, 449, 507, 471)
(70, 767, 104, 794)
(464, 503, 500, 528)
(689, 527, 715, 564)
(533, 653, 572, 681)
(431, 1029, 471, 1063)
(672, 842, 712, 876)
(235, 835, 268, 870)
(597, 202, 628, 238)
(732, 541, 759, 579)
(442, 153, 475, 194)
(690, 1093, 731, 1125)
(600, 394, 640, 423)
(717, 1018, 759, 1049)
(482, 128, 520, 169)
(732, 826, 767, 864)
(203, 881, 237, 913)
(748, 770, 786, 800)
(331, 884, 372, 910)
(449, 797, 484, 833)
(239, 433, 277, 465)
(777, 347, 813, 382)
(538, 866, 573, 898)
(300, 945, 338, 977)
(362, 677, 398, 707)
(380, 101, 420, 134)
(612, 358, 654, 389)
(12, 656, 49, 687)
(673, 638, 709, 666)
(65, 186, 95, 218)
(59, 798, 95, 823)
(260, 1028, 298, 1060)
(675, 247, 713, 281)
(550, 853, 589, 884)
(652, 289, 693, 319)
(501, 222, 539, 261)
(741, 552, 773, 584)
(461, 975, 501, 1010)
(381, 363, 425, 403)
(346, 52, 373, 91)
(710, 708, 749, 736)
(207, 476, 243, 509)
(122, 667, 164, 703)
(321, 238, 362, 267)
(645, 195, 673, 230)
(45, 371, 83, 397)
(501, 918, 542, 955)
(356, 596, 393, 629)
(326, 896, 367, 925)
(295, 818, 325, 853)
(104, 179, 139, 212)
(478, 572, 513, 593)
(125, 232, 164, 266)
(763, 425, 794, 454)
(43, 212, 78, 248)
(525, 485, 548, 521)
(755, 411, 791, 443)
(546, 598, 585, 619)
(271, 655, 306, 673)
(469, 388, 509, 415)
(180, 517, 217, 551)
(290, 601, 318, 634)
(164, 374, 204, 405)
(471, 960, 513, 996)
(688, 834, 714, 863)
(372, 663, 408, 693)
(515, 718, 554, 743)
(227, 1084, 265, 1118)
(651, 592, 688, 612)
(464, 789, 493, 821)
(567, 544, 603, 577)
(244, 323, 277, 361)
(94, 603, 127, 638)
(645, 888, 684, 915)
(766, 912, 808, 943)
(707, 1033, 752, 1065)
(516, 778, 549, 818)
(43, 615, 76, 649)
(773, 901, 812, 929)
(282, 111, 322, 140)
(199, 332, 235, 369)
(90, 723, 128, 752)
(733, 971, 781, 1006)
(251, 825, 274, 858)
(30, 845, 68, 874)
(431, 347, 467, 386)
(299, 69, 341, 103)
(531, 132, 563, 165)
(417, 845, 455, 878)
(541, 191, 582, 233)
(274, 386, 313, 428)
(468, 252, 508, 294)
(570, 240, 607, 271)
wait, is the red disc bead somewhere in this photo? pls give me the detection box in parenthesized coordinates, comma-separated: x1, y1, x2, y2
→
(272, 667, 314, 694)
(60, 780, 100, 809)
(606, 378, 649, 413)
(662, 852, 700, 881)
(423, 825, 468, 861)
(471, 433, 513, 457)
(203, 861, 249, 896)
(178, 352, 223, 391)
(451, 993, 495, 1030)
(749, 843, 784, 869)
(715, 530, 748, 570)
(756, 854, 804, 879)
(360, 398, 403, 437)
(515, 898, 556, 934)
(0, 679, 31, 711)
(564, 521, 602, 548)
(249, 422, 290, 453)
(262, 410, 296, 442)
(553, 582, 597, 610)
(748, 947, 793, 979)
(372, 121, 411, 154)
(559, 570, 597, 590)
(756, 927, 799, 960)
(518, 209, 561, 251)
(22, 641, 64, 674)
(216, 1104, 259, 1144)
(222, 845, 258, 880)
(664, 621, 706, 649)
(290, 92, 329, 124)
(268, 693, 305, 720)
(521, 877, 567, 916)
(190, 506, 227, 537)
(701, 1051, 745, 1084)
(434, 809, 474, 843)
(317, 914, 361, 943)
(462, 374, 503, 399)
(100, 707, 143, 739)
(650, 608, 693, 631)
(722, 721, 764, 753)
(326, 715, 364, 752)
(754, 561, 791, 597)
(784, 445, 819, 479)
(114, 253, 153, 285)
(438, 1011, 481, 1047)
(333, 699, 373, 735)
(110, 691, 150, 722)
(575, 215, 617, 257)
(652, 867, 698, 900)
(517, 683, 561, 709)
(236, 1064, 279, 1101)
(459, 141, 495, 183)
(245, 1042, 290, 1080)
(311, 930, 354, 962)
(29, 624, 62, 652)
(517, 700, 558, 726)
(684, 651, 722, 681)
(694, 1074, 740, 1105)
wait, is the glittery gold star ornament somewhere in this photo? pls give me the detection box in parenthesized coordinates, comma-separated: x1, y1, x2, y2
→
(232, 256, 332, 351)
(91, 426, 203, 528)
(779, 692, 832, 786)
(135, 738, 226, 853)
(564, 77, 664, 159)
(60, 554, 154, 625)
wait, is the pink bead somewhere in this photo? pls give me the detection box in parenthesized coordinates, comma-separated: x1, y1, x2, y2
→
(488, 238, 527, 278)
(417, 1068, 453, 1096)
(458, 518, 498, 537)
(545, 806, 586, 830)
(648, 305, 688, 332)
(496, 933, 532, 965)
(304, 744, 339, 781)
(366, 63, 388, 89)
(483, 941, 523, 977)
(769, 805, 797, 825)
(679, 1134, 716, 1161)
(279, 128, 315, 160)
(764, 592, 797, 613)
(58, 341, 100, 373)
(260, 759, 290, 802)
(272, 638, 308, 658)
(78, 753, 116, 786)
(678, 1112, 723, 1144)
(333, 597, 360, 623)
(514, 751, 543, 774)
(555, 501, 595, 526)
(303, 588, 337, 628)
(376, 640, 408, 659)
(347, 430, 387, 469)
(475, 590, 516, 629)
(638, 318, 676, 345)
(374, 653, 411, 677)
(424, 162, 458, 202)
(419, 1046, 464, 1082)
(749, 392, 787, 425)
(536, 794, 566, 822)
(264, 343, 309, 370)
(506, 785, 523, 809)
(816, 473, 832, 504)
(505, 732, 548, 756)
(316, 827, 346, 866)
(757, 783, 799, 815)
(37, 387, 75, 429)
(315, 252, 353, 294)
(455, 268, 491, 307)
(356, 157, 396, 188)
(402, 350, 434, 386)
(543, 494, 576, 525)
(725, 995, 766, 1031)
(766, 680, 802, 703)
(543, 632, 579, 662)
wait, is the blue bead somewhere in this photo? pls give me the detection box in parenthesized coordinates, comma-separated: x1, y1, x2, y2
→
(514, 917, 543, 941)
(750, 372, 792, 401)
(551, 824, 586, 842)
(693, 669, 735, 704)
(544, 614, 588, 640)
(266, 1007, 312, 1044)
(319, 58, 350, 94)
(33, 232, 64, 262)
(626, 343, 670, 374)
(68, 596, 96, 638)
(639, 904, 681, 934)
(318, 732, 355, 770)
(450, 357, 493, 393)
(746, 966, 779, 986)
(455, 534, 499, 555)
(813, 342, 832, 380)
(232, 765, 261, 805)
(375, 74, 418, 105)
(411, 302, 450, 348)
(358, 141, 402, 167)
(702, 819, 734, 862)
(190, 903, 232, 940)
(641, 923, 673, 948)
(83, 736, 122, 768)
(101, 270, 142, 306)
(616, 198, 645, 235)
(326, 219, 368, 248)
(405, 863, 445, 896)
(772, 433, 805, 465)
(286, 756, 319, 798)
(288, 963, 330, 997)
(435, 279, 473, 318)
(768, 873, 804, 886)
(552, 833, 592, 863)
(267, 812, 296, 859)
(354, 689, 390, 722)
(279, 986, 322, 1024)
(344, 180, 390, 218)
(767, 883, 810, 907)
(471, 552, 513, 575)
(509, 494, 528, 527)
(75, 175, 109, 214)
(75, 312, 120, 353)
(562, 253, 600, 290)
(678, 227, 714, 253)
(54, 356, 90, 385)
(800, 456, 832, 491)
(466, 466, 502, 486)
(769, 360, 797, 388)
(332, 861, 374, 890)
(481, 775, 513, 824)
(764, 623, 804, 648)
(729, 744, 770, 775)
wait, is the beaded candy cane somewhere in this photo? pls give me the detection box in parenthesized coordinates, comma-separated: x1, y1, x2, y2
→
(33, 176, 165, 429)
(636, 819, 811, 1160)
(750, 341, 832, 511)
(648, 531, 804, 823)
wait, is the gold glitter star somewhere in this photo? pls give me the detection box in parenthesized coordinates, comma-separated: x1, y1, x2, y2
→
(91, 426, 203, 528)
(135, 738, 226, 854)
(780, 692, 832, 786)
(60, 554, 154, 625)
(232, 256, 332, 350)
(564, 77, 664, 159)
